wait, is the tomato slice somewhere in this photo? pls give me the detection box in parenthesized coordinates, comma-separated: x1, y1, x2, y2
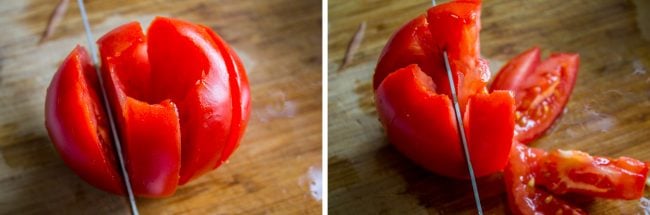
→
(490, 47, 579, 144)
(505, 143, 649, 214)
(375, 64, 514, 178)
(99, 21, 181, 197)
(505, 143, 587, 215)
(199, 25, 251, 170)
(374, 0, 515, 178)
(538, 149, 649, 199)
(45, 46, 124, 194)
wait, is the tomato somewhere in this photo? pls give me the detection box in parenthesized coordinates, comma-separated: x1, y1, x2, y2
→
(45, 17, 251, 197)
(538, 148, 648, 200)
(373, 0, 643, 214)
(505, 143, 587, 215)
(490, 47, 579, 144)
(505, 143, 649, 214)
(45, 46, 124, 194)
(374, 0, 515, 178)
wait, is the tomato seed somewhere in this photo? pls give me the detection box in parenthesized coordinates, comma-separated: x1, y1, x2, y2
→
(545, 195, 553, 204)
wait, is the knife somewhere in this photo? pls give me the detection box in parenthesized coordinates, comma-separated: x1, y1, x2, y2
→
(76, 0, 139, 214)
(432, 0, 484, 214)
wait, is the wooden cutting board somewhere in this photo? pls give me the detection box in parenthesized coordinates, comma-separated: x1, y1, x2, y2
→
(328, 0, 650, 214)
(0, 0, 322, 214)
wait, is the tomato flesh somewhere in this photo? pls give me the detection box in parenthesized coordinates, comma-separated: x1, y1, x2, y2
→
(505, 143, 587, 215)
(490, 47, 579, 144)
(539, 149, 648, 199)
(505, 143, 649, 214)
(374, 0, 514, 178)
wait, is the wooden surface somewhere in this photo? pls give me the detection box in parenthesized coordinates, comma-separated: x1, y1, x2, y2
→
(328, 0, 650, 214)
(0, 0, 322, 214)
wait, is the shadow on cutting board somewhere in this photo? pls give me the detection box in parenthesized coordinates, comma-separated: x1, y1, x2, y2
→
(373, 144, 506, 214)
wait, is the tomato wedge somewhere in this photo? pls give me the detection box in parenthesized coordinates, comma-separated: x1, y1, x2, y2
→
(45, 46, 124, 194)
(97, 22, 180, 197)
(374, 0, 515, 178)
(505, 143, 649, 214)
(45, 17, 251, 197)
(538, 148, 648, 199)
(490, 47, 579, 144)
(505, 143, 587, 215)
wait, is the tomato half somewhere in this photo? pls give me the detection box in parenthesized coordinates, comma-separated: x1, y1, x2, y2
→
(490, 47, 579, 144)
(505, 143, 649, 214)
(374, 0, 515, 178)
(45, 17, 251, 197)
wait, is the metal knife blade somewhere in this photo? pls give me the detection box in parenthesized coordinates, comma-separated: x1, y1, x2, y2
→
(76, 0, 139, 214)
(443, 51, 483, 214)
(430, 0, 483, 214)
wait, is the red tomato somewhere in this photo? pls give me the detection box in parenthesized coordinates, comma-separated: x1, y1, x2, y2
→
(539, 148, 648, 200)
(505, 143, 649, 214)
(45, 46, 124, 194)
(490, 47, 579, 144)
(374, 0, 515, 178)
(505, 143, 587, 215)
(45, 17, 251, 197)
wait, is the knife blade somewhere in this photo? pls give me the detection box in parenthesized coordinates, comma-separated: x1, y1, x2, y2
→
(76, 0, 139, 214)
(431, 0, 484, 214)
(443, 51, 483, 215)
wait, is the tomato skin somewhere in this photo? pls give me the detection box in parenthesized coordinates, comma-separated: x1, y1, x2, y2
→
(46, 17, 250, 197)
(463, 90, 514, 177)
(375, 64, 514, 178)
(146, 17, 242, 185)
(376, 65, 463, 178)
(45, 46, 123, 194)
(490, 47, 540, 93)
(374, 0, 514, 178)
(374, 15, 432, 91)
(490, 47, 579, 144)
(200, 25, 252, 170)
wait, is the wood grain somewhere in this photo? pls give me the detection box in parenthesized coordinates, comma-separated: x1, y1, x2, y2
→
(328, 0, 650, 214)
(0, 0, 322, 214)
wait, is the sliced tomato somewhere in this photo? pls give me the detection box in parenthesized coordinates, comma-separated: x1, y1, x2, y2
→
(98, 21, 182, 197)
(538, 149, 649, 199)
(505, 143, 587, 215)
(46, 17, 251, 197)
(146, 17, 245, 185)
(96, 17, 251, 195)
(505, 143, 649, 214)
(199, 25, 251, 170)
(374, 0, 514, 178)
(374, 1, 490, 111)
(490, 47, 579, 144)
(45, 46, 124, 194)
(375, 64, 514, 178)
